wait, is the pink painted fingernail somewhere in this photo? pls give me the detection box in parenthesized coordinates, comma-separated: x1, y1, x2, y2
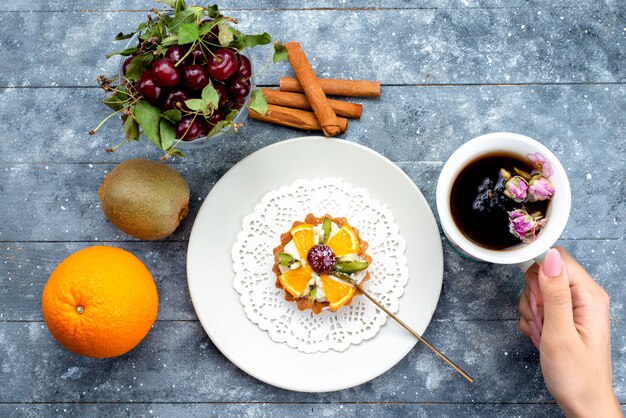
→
(529, 292, 543, 334)
(528, 320, 541, 345)
(543, 248, 563, 278)
(530, 334, 540, 350)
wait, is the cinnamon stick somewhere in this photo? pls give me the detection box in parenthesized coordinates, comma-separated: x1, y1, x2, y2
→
(284, 42, 341, 137)
(261, 88, 362, 119)
(250, 104, 348, 132)
(280, 77, 380, 97)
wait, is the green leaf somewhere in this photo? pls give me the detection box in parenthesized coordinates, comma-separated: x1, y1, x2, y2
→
(139, 24, 162, 41)
(115, 87, 129, 102)
(206, 5, 222, 19)
(103, 95, 125, 112)
(168, 148, 187, 158)
(273, 42, 288, 63)
(162, 34, 179, 46)
(198, 21, 214, 36)
(205, 119, 229, 138)
(163, 109, 182, 122)
(201, 83, 219, 108)
(124, 116, 140, 141)
(245, 32, 272, 48)
(105, 46, 137, 59)
(187, 6, 205, 18)
(218, 21, 234, 47)
(174, 0, 187, 13)
(185, 99, 208, 112)
(225, 108, 238, 121)
(228, 27, 246, 50)
(167, 8, 196, 34)
(125, 53, 155, 82)
(154, 0, 177, 6)
(178, 23, 199, 45)
(159, 119, 176, 150)
(115, 32, 135, 41)
(249, 89, 268, 115)
(133, 100, 162, 149)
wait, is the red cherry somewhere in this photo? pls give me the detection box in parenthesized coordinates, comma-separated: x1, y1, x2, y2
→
(206, 48, 238, 81)
(227, 75, 251, 100)
(176, 117, 204, 141)
(165, 45, 189, 65)
(206, 110, 225, 129)
(182, 65, 209, 91)
(152, 58, 181, 87)
(136, 71, 163, 104)
(163, 89, 189, 111)
(226, 97, 245, 110)
(236, 55, 252, 79)
(122, 56, 134, 75)
(213, 81, 228, 107)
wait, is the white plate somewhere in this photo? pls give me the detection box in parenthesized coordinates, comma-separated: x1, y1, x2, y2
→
(187, 137, 443, 392)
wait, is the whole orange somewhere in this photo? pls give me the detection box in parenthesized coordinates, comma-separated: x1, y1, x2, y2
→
(41, 246, 158, 358)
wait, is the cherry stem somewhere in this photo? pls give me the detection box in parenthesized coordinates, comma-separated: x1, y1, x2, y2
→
(90, 105, 131, 135)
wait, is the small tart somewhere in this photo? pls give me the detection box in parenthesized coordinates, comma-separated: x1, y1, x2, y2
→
(272, 213, 372, 314)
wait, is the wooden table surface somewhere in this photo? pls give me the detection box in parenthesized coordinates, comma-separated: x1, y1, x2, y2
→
(1, 1, 624, 417)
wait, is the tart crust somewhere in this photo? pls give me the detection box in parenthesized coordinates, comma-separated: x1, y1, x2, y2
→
(272, 213, 372, 314)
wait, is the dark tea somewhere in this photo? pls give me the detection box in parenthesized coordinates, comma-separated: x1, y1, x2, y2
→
(450, 153, 550, 250)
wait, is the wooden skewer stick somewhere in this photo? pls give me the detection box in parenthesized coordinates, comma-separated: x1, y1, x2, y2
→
(357, 284, 474, 383)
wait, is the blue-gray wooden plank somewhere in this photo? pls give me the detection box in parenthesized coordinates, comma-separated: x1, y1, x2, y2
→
(0, 158, 623, 242)
(1, 0, 623, 12)
(0, 403, 585, 418)
(2, 85, 624, 170)
(1, 0, 624, 415)
(1, 239, 624, 321)
(0, 319, 624, 403)
(0, 6, 624, 87)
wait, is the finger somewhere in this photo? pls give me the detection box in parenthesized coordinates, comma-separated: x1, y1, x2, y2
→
(530, 333, 540, 350)
(554, 246, 594, 288)
(529, 291, 543, 334)
(538, 248, 577, 335)
(518, 291, 534, 322)
(528, 319, 542, 344)
(554, 246, 608, 316)
(525, 263, 544, 309)
(519, 317, 531, 337)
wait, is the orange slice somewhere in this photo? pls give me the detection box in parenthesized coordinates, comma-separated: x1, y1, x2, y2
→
(278, 266, 313, 297)
(290, 224, 316, 260)
(327, 225, 359, 257)
(320, 274, 356, 311)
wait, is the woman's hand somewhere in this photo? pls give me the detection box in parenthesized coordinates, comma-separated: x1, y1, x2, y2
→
(518, 247, 622, 417)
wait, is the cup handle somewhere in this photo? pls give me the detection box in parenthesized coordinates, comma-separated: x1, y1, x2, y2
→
(516, 251, 549, 272)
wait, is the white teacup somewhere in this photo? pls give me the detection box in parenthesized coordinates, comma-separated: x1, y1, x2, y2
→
(436, 132, 571, 269)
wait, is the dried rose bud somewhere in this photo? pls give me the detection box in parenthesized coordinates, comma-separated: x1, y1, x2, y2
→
(500, 168, 512, 180)
(527, 152, 553, 177)
(508, 208, 547, 244)
(528, 176, 555, 202)
(503, 176, 528, 202)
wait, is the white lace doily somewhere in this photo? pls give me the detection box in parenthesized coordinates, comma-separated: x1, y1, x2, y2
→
(232, 178, 408, 353)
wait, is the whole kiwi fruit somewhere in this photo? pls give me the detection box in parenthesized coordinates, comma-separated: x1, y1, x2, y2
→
(99, 158, 190, 240)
